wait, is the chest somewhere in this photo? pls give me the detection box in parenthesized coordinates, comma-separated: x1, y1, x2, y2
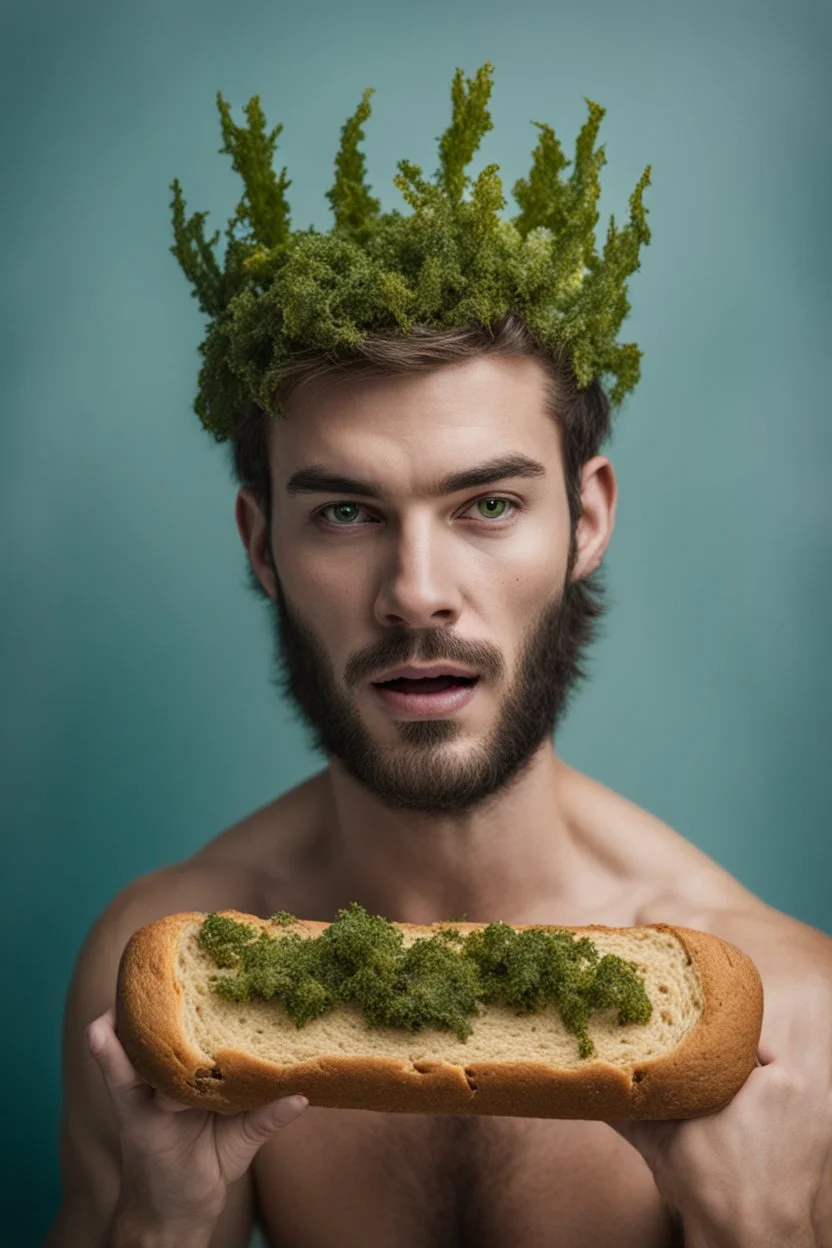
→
(252, 1108, 682, 1248)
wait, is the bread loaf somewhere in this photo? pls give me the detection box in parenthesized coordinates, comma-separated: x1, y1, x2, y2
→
(116, 906, 763, 1120)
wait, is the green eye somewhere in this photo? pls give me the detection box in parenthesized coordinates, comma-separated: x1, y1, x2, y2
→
(318, 497, 517, 528)
(326, 502, 363, 523)
(476, 498, 509, 518)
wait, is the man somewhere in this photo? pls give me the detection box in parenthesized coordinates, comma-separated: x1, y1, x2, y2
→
(48, 64, 831, 1248)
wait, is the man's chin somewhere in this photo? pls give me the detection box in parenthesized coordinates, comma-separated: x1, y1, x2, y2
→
(360, 710, 474, 754)
(327, 755, 496, 817)
(326, 722, 484, 776)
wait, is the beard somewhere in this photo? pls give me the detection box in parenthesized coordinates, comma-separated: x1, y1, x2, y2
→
(261, 530, 608, 820)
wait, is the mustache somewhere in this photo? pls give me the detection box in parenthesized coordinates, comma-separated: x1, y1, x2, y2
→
(347, 643, 504, 689)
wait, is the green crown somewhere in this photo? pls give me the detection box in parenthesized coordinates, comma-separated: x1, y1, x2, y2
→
(169, 62, 652, 443)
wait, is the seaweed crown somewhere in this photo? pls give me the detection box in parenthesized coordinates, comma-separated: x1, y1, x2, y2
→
(169, 63, 652, 442)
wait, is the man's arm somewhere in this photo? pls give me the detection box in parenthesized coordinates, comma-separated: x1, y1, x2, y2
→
(634, 890, 832, 1246)
(700, 902, 832, 1247)
(44, 863, 258, 1248)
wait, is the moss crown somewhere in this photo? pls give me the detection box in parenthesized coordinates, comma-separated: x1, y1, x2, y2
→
(169, 62, 653, 443)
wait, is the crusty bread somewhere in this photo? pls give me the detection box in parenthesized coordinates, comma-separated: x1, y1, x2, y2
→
(116, 909, 763, 1120)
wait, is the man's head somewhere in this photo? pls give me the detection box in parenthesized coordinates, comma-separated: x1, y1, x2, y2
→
(234, 317, 617, 819)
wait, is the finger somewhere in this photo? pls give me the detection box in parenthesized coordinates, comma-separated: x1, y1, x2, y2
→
(86, 1009, 151, 1115)
(757, 1040, 777, 1066)
(240, 1095, 310, 1142)
(86, 1008, 113, 1058)
(214, 1095, 309, 1180)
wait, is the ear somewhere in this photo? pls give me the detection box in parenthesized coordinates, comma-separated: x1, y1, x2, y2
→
(235, 487, 278, 600)
(570, 456, 618, 581)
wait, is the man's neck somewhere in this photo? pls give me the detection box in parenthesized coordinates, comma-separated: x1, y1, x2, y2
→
(318, 746, 592, 926)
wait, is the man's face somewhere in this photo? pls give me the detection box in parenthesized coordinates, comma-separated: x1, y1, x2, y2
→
(260, 354, 606, 819)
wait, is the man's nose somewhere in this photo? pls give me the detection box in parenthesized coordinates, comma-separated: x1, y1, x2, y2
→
(372, 519, 463, 630)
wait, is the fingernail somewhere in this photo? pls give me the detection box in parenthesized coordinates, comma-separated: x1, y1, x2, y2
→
(87, 1022, 104, 1055)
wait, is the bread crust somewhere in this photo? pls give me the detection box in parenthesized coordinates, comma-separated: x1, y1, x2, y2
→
(116, 909, 763, 1120)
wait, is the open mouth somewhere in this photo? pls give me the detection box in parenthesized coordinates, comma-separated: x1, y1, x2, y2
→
(371, 674, 481, 717)
(374, 675, 479, 694)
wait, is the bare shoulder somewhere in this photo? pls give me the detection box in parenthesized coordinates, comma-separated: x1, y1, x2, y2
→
(559, 760, 762, 918)
(65, 857, 261, 1001)
(188, 771, 331, 915)
(92, 849, 260, 938)
(558, 760, 831, 968)
(582, 763, 832, 974)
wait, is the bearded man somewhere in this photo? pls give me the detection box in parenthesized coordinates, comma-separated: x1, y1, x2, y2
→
(48, 64, 832, 1248)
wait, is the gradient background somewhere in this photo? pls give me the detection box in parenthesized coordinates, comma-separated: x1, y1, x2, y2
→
(2, 0, 829, 1242)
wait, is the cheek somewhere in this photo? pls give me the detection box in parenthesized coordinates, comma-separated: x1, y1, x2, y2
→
(469, 545, 564, 672)
(276, 543, 370, 630)
(498, 531, 566, 609)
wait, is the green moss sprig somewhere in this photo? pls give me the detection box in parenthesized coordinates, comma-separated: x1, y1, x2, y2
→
(170, 63, 652, 444)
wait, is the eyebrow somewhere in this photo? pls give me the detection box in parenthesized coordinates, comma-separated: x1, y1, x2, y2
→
(284, 453, 547, 500)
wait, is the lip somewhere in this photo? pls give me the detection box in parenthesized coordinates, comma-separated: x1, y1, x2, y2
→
(371, 673, 481, 723)
(372, 664, 480, 682)
(372, 679, 479, 717)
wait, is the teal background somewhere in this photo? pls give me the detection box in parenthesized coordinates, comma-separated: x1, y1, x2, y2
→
(2, 0, 829, 1242)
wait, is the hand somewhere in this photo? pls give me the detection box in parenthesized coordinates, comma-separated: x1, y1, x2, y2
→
(607, 1042, 831, 1246)
(88, 1005, 309, 1229)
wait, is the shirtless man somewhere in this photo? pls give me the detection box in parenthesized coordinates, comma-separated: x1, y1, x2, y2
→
(47, 353, 832, 1247)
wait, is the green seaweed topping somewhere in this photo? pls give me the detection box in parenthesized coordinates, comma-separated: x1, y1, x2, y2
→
(197, 913, 259, 967)
(197, 900, 652, 1060)
(169, 62, 652, 444)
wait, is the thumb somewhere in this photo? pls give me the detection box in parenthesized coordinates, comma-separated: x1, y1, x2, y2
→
(215, 1095, 309, 1174)
(242, 1095, 310, 1142)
